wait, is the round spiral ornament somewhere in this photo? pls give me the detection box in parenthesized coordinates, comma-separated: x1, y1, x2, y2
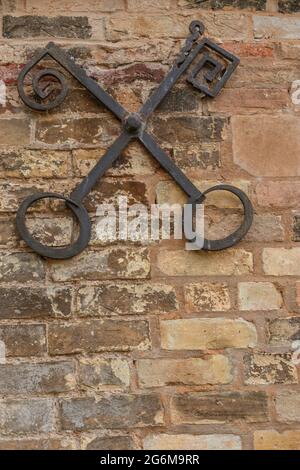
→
(18, 66, 69, 111)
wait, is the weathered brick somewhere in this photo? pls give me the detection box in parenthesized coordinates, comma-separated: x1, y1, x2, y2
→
(137, 356, 232, 387)
(293, 215, 300, 242)
(48, 319, 150, 354)
(183, 0, 266, 10)
(244, 353, 298, 385)
(0, 118, 30, 146)
(128, 0, 172, 10)
(0, 286, 72, 319)
(0, 438, 76, 450)
(184, 283, 231, 312)
(73, 145, 156, 178)
(0, 181, 48, 212)
(156, 180, 250, 209)
(76, 283, 178, 317)
(107, 82, 143, 108)
(106, 15, 189, 40)
(170, 392, 268, 424)
(0, 150, 70, 178)
(57, 88, 106, 114)
(83, 434, 137, 450)
(144, 433, 242, 450)
(233, 116, 300, 177)
(238, 282, 282, 311)
(245, 215, 284, 242)
(278, 0, 300, 13)
(157, 250, 253, 276)
(25, 217, 73, 247)
(0, 324, 46, 357)
(0, 218, 17, 246)
(172, 143, 220, 171)
(254, 430, 300, 450)
(87, 40, 174, 67)
(268, 317, 300, 346)
(254, 16, 300, 40)
(47, 44, 92, 61)
(88, 219, 151, 247)
(84, 180, 148, 212)
(230, 62, 300, 89)
(152, 117, 225, 145)
(60, 394, 163, 430)
(160, 318, 257, 350)
(3, 15, 92, 39)
(275, 391, 300, 422)
(0, 399, 55, 434)
(0, 87, 27, 114)
(197, 12, 250, 40)
(208, 89, 288, 113)
(222, 42, 274, 58)
(26, 0, 125, 13)
(110, 12, 249, 41)
(257, 182, 300, 208)
(0, 253, 45, 283)
(79, 358, 130, 389)
(297, 282, 300, 307)
(90, 63, 165, 86)
(203, 211, 253, 242)
(279, 43, 300, 60)
(51, 248, 150, 281)
(157, 87, 200, 113)
(35, 117, 120, 147)
(263, 248, 300, 276)
(0, 44, 31, 65)
(0, 361, 76, 394)
(0, 0, 18, 14)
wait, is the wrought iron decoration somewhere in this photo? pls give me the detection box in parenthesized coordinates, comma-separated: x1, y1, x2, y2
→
(16, 20, 253, 259)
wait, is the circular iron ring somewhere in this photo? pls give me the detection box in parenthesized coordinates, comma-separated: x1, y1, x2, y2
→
(187, 184, 254, 251)
(16, 193, 91, 259)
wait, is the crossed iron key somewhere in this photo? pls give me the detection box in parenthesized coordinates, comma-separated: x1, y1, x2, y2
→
(16, 20, 253, 259)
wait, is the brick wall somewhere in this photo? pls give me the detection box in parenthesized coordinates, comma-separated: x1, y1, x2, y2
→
(0, 0, 299, 451)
